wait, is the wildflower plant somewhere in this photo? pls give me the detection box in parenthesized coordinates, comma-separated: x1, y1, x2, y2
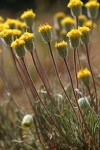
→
(0, 0, 100, 149)
(85, 1, 99, 19)
(21, 9, 36, 27)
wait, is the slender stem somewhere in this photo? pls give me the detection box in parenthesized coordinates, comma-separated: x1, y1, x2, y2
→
(77, 48, 82, 70)
(33, 46, 52, 92)
(75, 16, 78, 29)
(64, 58, 82, 114)
(73, 48, 79, 89)
(10, 48, 33, 107)
(85, 44, 98, 113)
(20, 57, 72, 143)
(33, 117, 46, 150)
(30, 51, 61, 115)
(20, 58, 38, 99)
(88, 19, 95, 55)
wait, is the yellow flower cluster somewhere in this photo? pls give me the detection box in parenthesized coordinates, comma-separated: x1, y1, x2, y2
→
(20, 32, 34, 42)
(78, 26, 90, 34)
(77, 68, 91, 79)
(5, 19, 27, 29)
(84, 20, 97, 28)
(55, 41, 68, 49)
(0, 28, 21, 38)
(0, 29, 13, 38)
(54, 12, 66, 19)
(0, 23, 9, 32)
(78, 15, 87, 22)
(68, 0, 83, 8)
(16, 21, 26, 29)
(11, 39, 25, 49)
(5, 18, 17, 27)
(38, 24, 52, 33)
(61, 16, 74, 25)
(21, 9, 36, 19)
(85, 1, 99, 8)
(67, 29, 82, 38)
(0, 16, 4, 23)
(12, 29, 22, 37)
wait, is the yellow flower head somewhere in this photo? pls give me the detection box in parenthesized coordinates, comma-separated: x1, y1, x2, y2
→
(12, 29, 22, 37)
(20, 32, 34, 42)
(54, 12, 66, 19)
(0, 16, 4, 23)
(67, 29, 82, 38)
(0, 29, 13, 38)
(78, 26, 90, 34)
(38, 24, 52, 33)
(55, 41, 68, 58)
(11, 39, 25, 49)
(84, 20, 97, 28)
(68, 0, 83, 8)
(0, 23, 9, 32)
(21, 9, 36, 19)
(55, 41, 68, 49)
(85, 1, 99, 8)
(61, 16, 74, 25)
(77, 68, 91, 79)
(78, 15, 87, 22)
(15, 20, 27, 29)
(5, 18, 18, 28)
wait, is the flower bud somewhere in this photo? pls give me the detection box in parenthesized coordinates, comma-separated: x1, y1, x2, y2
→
(77, 68, 91, 86)
(78, 97, 90, 109)
(21, 9, 36, 27)
(20, 32, 35, 52)
(22, 114, 33, 128)
(54, 12, 66, 30)
(61, 16, 75, 32)
(0, 23, 9, 32)
(12, 29, 22, 39)
(0, 29, 13, 45)
(78, 26, 90, 44)
(60, 30, 67, 41)
(78, 15, 87, 26)
(67, 29, 82, 48)
(67, 0, 83, 17)
(11, 39, 25, 57)
(38, 24, 52, 42)
(5, 18, 17, 29)
(85, 1, 99, 19)
(84, 20, 97, 29)
(55, 41, 68, 58)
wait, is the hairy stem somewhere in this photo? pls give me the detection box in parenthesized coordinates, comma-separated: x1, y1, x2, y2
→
(85, 44, 98, 113)
(30, 51, 60, 114)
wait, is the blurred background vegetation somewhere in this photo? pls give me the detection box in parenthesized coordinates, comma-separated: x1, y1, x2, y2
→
(0, 0, 87, 16)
